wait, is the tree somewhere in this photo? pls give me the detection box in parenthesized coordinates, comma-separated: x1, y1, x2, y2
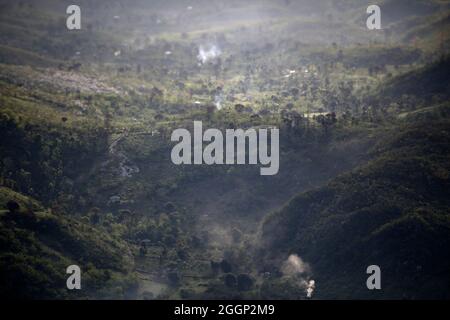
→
(234, 104, 245, 113)
(167, 272, 180, 287)
(139, 245, 147, 257)
(231, 227, 242, 243)
(206, 105, 216, 121)
(211, 261, 220, 275)
(237, 274, 254, 291)
(220, 259, 232, 273)
(6, 200, 20, 213)
(90, 212, 100, 225)
(164, 202, 176, 213)
(90, 207, 101, 225)
(224, 273, 237, 288)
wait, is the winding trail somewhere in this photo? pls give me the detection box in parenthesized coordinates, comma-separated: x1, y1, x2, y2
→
(108, 130, 140, 178)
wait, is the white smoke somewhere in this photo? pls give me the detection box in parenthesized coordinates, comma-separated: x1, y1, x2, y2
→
(281, 254, 316, 299)
(306, 280, 315, 298)
(281, 254, 310, 275)
(197, 45, 221, 64)
(214, 94, 224, 110)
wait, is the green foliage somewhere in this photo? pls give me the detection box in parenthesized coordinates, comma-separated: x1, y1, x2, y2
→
(378, 56, 450, 101)
(261, 118, 450, 299)
(0, 0, 449, 300)
(0, 187, 137, 299)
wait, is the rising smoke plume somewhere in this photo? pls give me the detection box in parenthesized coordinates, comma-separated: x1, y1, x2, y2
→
(214, 93, 224, 110)
(306, 280, 315, 298)
(281, 254, 315, 299)
(281, 254, 310, 275)
(197, 45, 221, 64)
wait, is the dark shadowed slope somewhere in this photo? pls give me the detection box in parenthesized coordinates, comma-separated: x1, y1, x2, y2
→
(260, 116, 450, 299)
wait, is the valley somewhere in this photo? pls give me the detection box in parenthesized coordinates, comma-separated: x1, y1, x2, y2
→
(0, 0, 449, 300)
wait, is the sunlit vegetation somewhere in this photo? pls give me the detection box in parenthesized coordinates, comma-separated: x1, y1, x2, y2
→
(0, 0, 449, 299)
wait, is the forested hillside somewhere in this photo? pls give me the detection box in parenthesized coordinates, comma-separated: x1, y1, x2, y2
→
(0, 0, 449, 299)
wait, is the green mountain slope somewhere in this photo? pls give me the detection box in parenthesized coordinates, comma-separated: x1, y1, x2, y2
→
(260, 117, 450, 299)
(0, 0, 449, 300)
(378, 56, 450, 100)
(0, 187, 137, 299)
